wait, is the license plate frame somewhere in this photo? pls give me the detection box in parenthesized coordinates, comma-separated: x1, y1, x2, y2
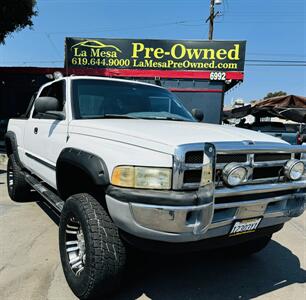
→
(229, 217, 262, 237)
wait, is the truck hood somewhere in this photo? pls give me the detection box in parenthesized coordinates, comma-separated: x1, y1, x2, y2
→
(70, 119, 286, 154)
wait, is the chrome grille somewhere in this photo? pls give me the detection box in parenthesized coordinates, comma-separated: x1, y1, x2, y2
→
(254, 153, 291, 162)
(252, 166, 283, 180)
(216, 152, 294, 186)
(185, 151, 203, 164)
(173, 143, 214, 190)
(183, 170, 202, 183)
(217, 154, 247, 164)
(173, 141, 306, 191)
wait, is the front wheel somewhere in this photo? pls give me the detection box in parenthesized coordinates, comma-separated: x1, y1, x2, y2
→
(7, 154, 31, 202)
(59, 193, 126, 300)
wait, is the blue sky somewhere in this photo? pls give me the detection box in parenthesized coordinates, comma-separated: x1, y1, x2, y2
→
(1, 0, 305, 105)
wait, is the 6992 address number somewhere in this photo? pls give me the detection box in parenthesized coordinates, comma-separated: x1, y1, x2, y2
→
(210, 72, 226, 81)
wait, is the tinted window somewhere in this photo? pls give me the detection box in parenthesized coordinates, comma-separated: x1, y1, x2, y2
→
(40, 81, 65, 102)
(72, 79, 194, 121)
(284, 124, 299, 133)
(22, 92, 37, 119)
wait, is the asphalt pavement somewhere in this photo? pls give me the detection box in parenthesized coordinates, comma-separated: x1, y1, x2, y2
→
(0, 160, 305, 300)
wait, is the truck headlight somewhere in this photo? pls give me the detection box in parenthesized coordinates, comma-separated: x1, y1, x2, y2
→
(284, 159, 304, 180)
(222, 163, 248, 186)
(111, 166, 172, 189)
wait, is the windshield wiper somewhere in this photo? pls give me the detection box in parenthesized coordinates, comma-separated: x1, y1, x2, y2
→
(88, 114, 138, 119)
(163, 117, 189, 121)
(87, 114, 190, 121)
(140, 116, 188, 122)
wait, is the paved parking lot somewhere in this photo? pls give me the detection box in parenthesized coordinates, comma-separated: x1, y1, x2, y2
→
(0, 158, 305, 300)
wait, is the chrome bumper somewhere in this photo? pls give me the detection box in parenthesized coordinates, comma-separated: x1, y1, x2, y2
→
(106, 190, 306, 243)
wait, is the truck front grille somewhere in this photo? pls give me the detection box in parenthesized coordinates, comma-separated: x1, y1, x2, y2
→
(185, 151, 294, 187)
(173, 142, 306, 191)
(185, 152, 248, 164)
(216, 154, 247, 164)
(185, 151, 203, 164)
(183, 170, 202, 183)
(252, 166, 283, 180)
(254, 153, 291, 162)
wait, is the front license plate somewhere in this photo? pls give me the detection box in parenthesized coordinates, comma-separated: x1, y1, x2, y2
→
(229, 217, 262, 237)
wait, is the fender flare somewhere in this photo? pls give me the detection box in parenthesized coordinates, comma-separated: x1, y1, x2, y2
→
(4, 131, 23, 167)
(56, 148, 110, 192)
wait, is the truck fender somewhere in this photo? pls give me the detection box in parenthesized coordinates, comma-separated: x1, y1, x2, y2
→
(56, 148, 110, 196)
(4, 131, 23, 167)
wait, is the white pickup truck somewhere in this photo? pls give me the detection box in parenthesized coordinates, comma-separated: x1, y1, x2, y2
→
(5, 76, 306, 299)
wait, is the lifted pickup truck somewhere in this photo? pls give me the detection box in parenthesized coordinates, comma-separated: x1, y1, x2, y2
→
(5, 76, 306, 299)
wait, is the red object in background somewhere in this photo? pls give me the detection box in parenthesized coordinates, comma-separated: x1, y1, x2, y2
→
(67, 68, 244, 80)
(297, 132, 302, 145)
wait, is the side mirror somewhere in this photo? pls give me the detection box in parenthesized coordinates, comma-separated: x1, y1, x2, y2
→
(35, 97, 60, 113)
(191, 108, 204, 122)
(34, 97, 65, 120)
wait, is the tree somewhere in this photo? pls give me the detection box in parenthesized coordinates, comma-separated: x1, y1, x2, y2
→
(0, 0, 37, 44)
(264, 91, 287, 99)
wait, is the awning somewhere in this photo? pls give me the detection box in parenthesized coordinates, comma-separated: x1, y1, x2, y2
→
(223, 95, 306, 123)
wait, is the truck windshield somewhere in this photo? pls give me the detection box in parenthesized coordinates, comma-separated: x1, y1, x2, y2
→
(72, 79, 195, 121)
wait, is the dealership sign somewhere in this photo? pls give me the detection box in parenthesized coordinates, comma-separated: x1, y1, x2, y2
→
(65, 38, 246, 73)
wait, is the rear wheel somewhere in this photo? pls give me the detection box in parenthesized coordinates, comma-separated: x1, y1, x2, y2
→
(227, 235, 272, 256)
(59, 193, 126, 300)
(7, 154, 31, 202)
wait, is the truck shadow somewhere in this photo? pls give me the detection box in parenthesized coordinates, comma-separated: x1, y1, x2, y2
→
(34, 196, 305, 300)
(114, 240, 306, 300)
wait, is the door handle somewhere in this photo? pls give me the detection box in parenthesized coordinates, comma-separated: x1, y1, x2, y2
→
(34, 127, 38, 134)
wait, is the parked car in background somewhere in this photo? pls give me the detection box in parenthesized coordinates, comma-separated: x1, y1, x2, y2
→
(237, 121, 305, 145)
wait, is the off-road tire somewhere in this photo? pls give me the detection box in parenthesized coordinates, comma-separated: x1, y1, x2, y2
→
(227, 235, 272, 256)
(7, 154, 31, 202)
(59, 193, 126, 300)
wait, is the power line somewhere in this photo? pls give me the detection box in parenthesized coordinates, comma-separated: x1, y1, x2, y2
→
(246, 64, 306, 67)
(46, 20, 194, 35)
(45, 33, 62, 58)
(248, 52, 306, 58)
(246, 59, 306, 63)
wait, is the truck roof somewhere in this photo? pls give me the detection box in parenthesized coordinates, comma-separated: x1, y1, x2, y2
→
(57, 75, 165, 89)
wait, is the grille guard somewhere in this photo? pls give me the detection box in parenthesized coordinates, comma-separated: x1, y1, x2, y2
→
(173, 141, 306, 192)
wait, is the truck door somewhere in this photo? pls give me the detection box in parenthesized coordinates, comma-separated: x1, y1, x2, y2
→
(23, 80, 68, 188)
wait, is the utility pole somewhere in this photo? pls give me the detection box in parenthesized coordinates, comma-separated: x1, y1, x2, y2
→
(208, 0, 215, 40)
(206, 0, 222, 40)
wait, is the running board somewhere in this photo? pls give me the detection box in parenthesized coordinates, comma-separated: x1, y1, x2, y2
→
(25, 173, 64, 213)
